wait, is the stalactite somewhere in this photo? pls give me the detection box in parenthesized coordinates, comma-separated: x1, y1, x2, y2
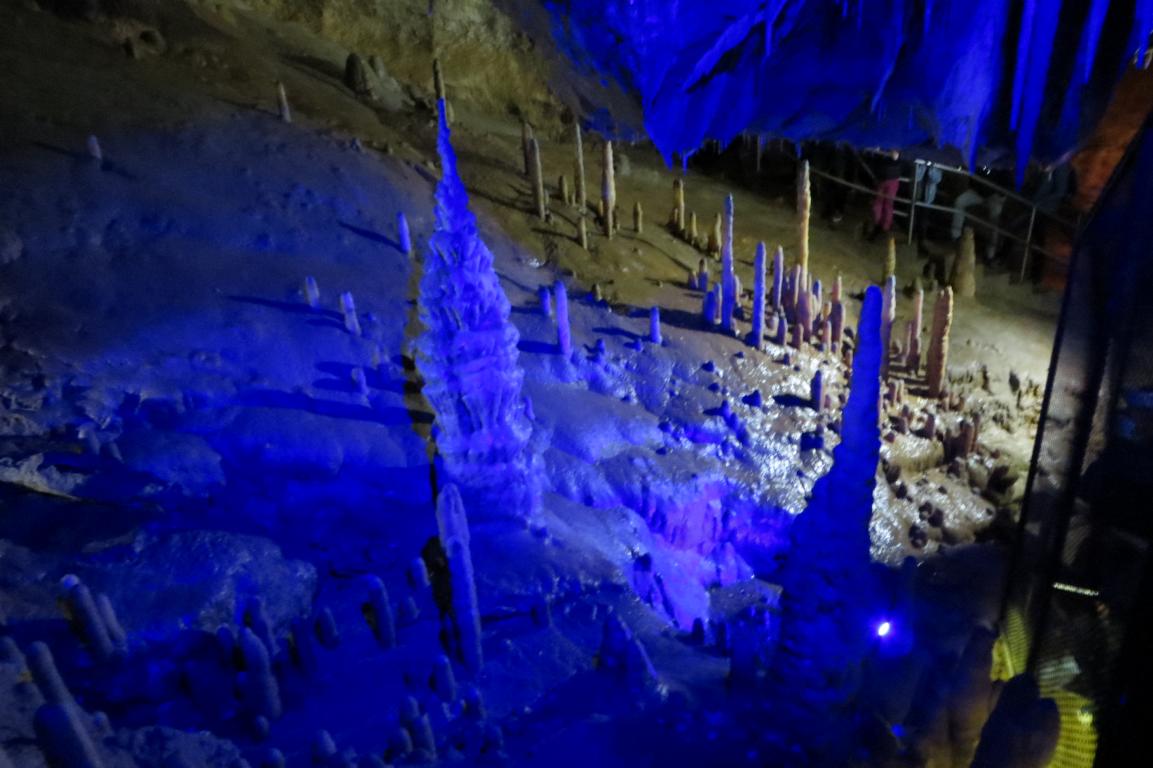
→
(602, 140, 615, 238)
(926, 287, 954, 397)
(721, 195, 736, 333)
(750, 242, 767, 348)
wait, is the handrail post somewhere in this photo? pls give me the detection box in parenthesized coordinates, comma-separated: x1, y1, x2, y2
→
(907, 161, 921, 245)
(1020, 207, 1038, 283)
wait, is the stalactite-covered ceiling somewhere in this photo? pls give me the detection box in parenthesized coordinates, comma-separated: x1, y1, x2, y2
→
(540, 0, 1153, 180)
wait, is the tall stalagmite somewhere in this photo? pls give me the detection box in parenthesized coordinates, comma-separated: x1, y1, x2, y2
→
(721, 195, 736, 334)
(926, 287, 954, 398)
(771, 286, 884, 759)
(797, 159, 811, 275)
(952, 226, 977, 298)
(674, 178, 686, 236)
(573, 123, 587, 213)
(771, 246, 784, 310)
(750, 242, 767, 348)
(417, 100, 538, 522)
(601, 140, 615, 237)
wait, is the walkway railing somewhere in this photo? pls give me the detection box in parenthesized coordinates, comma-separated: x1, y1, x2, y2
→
(804, 157, 1079, 283)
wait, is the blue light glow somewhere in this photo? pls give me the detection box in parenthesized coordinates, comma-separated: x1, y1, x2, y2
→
(876, 621, 892, 638)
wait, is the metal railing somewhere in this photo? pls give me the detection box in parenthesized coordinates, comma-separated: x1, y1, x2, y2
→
(805, 158, 1079, 283)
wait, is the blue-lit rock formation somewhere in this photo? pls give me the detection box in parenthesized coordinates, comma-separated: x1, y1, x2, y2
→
(770, 284, 884, 757)
(418, 100, 539, 522)
(540, 0, 1153, 178)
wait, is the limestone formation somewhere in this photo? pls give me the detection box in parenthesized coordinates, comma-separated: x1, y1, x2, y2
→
(881, 275, 896, 379)
(649, 306, 662, 345)
(674, 178, 686, 236)
(555, 280, 572, 357)
(926, 287, 954, 397)
(951, 226, 977, 298)
(830, 300, 845, 351)
(573, 123, 586, 213)
(276, 81, 291, 124)
(521, 122, 534, 177)
(771, 246, 784, 309)
(810, 369, 824, 412)
(344, 53, 371, 97)
(538, 285, 552, 318)
(433, 58, 449, 124)
(340, 292, 361, 336)
(436, 484, 483, 672)
(363, 576, 396, 649)
(906, 286, 924, 371)
(417, 101, 538, 520)
(559, 175, 570, 207)
(708, 212, 722, 257)
(750, 242, 767, 348)
(884, 236, 897, 282)
(398, 211, 413, 257)
(688, 211, 699, 244)
(696, 258, 709, 292)
(721, 195, 736, 333)
(602, 140, 615, 237)
(577, 216, 588, 250)
(529, 137, 546, 221)
(797, 159, 811, 274)
(633, 201, 643, 234)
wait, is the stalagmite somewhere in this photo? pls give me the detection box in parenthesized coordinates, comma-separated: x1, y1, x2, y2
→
(364, 577, 396, 649)
(529, 137, 546, 221)
(797, 286, 813, 344)
(521, 122, 534, 177)
(633, 201, 643, 234)
(433, 58, 450, 125)
(906, 286, 924, 371)
(344, 53, 371, 97)
(436, 484, 483, 672)
(926, 287, 954, 397)
(86, 135, 103, 166)
(881, 275, 896, 379)
(810, 369, 824, 412)
(276, 81, 291, 124)
(340, 292, 361, 336)
(418, 100, 538, 520)
(696, 258, 709, 291)
(708, 212, 722, 257)
(702, 285, 717, 325)
(688, 211, 699, 244)
(771, 246, 784, 309)
(775, 310, 789, 346)
(601, 140, 615, 238)
(573, 123, 586, 213)
(951, 226, 977, 298)
(555, 280, 572, 357)
(750, 243, 767, 349)
(674, 178, 686, 236)
(790, 314, 803, 349)
(720, 195, 736, 333)
(559, 175, 570, 207)
(577, 216, 588, 250)
(884, 236, 897, 282)
(797, 159, 811, 275)
(538, 286, 552, 318)
(398, 211, 413, 257)
(771, 287, 884, 756)
(649, 306, 662, 345)
(830, 301, 845, 351)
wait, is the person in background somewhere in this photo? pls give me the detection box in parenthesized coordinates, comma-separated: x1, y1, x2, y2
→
(869, 149, 902, 240)
(950, 177, 985, 240)
(913, 159, 943, 240)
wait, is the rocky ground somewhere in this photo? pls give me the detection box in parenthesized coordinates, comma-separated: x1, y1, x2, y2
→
(0, 1, 1060, 765)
